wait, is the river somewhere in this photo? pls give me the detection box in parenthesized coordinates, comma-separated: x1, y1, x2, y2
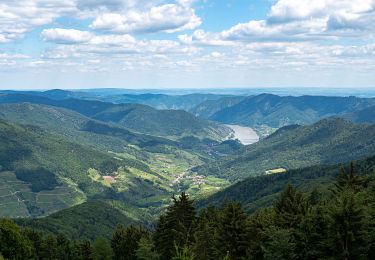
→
(226, 124, 259, 145)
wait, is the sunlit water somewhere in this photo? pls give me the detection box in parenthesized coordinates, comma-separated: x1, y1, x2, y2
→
(226, 124, 259, 145)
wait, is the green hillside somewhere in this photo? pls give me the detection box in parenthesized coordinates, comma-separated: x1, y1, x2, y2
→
(0, 108, 234, 219)
(195, 118, 375, 182)
(15, 200, 134, 240)
(0, 103, 177, 153)
(189, 96, 246, 118)
(0, 93, 231, 140)
(207, 94, 375, 128)
(198, 155, 375, 213)
(341, 105, 375, 124)
(0, 119, 173, 218)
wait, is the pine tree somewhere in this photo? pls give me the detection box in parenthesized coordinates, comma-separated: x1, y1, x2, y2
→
(172, 245, 193, 260)
(263, 227, 296, 260)
(274, 184, 308, 229)
(136, 236, 160, 260)
(334, 162, 363, 194)
(78, 240, 93, 260)
(111, 224, 148, 260)
(246, 208, 275, 259)
(92, 237, 113, 260)
(327, 190, 368, 259)
(215, 202, 250, 259)
(192, 206, 220, 260)
(296, 205, 330, 259)
(40, 235, 58, 260)
(154, 192, 196, 259)
(56, 233, 73, 260)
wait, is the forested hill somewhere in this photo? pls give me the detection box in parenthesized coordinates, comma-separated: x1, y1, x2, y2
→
(194, 118, 375, 181)
(189, 95, 246, 118)
(341, 105, 375, 124)
(0, 103, 177, 152)
(15, 200, 135, 240)
(197, 155, 375, 212)
(0, 119, 170, 218)
(0, 89, 229, 110)
(196, 93, 375, 128)
(0, 93, 230, 139)
(3, 165, 375, 259)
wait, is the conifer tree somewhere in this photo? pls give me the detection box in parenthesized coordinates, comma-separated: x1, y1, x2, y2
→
(111, 224, 148, 260)
(192, 206, 220, 260)
(334, 162, 363, 194)
(154, 192, 196, 259)
(78, 240, 93, 260)
(215, 202, 250, 259)
(327, 190, 368, 259)
(246, 209, 275, 259)
(296, 205, 330, 259)
(274, 184, 308, 229)
(136, 236, 160, 260)
(40, 235, 58, 260)
(92, 237, 113, 260)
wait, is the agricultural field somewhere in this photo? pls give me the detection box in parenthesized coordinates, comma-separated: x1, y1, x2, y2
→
(0, 171, 84, 217)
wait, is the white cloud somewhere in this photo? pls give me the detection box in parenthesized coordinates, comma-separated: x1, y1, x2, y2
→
(0, 0, 76, 41)
(90, 2, 201, 33)
(182, 0, 375, 45)
(41, 28, 93, 44)
(0, 0, 201, 43)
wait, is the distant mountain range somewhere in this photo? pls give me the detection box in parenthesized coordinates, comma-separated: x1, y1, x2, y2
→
(191, 94, 375, 128)
(0, 93, 230, 140)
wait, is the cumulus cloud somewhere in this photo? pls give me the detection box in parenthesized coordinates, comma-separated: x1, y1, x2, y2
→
(0, 0, 201, 42)
(41, 33, 199, 60)
(0, 0, 76, 41)
(41, 29, 93, 44)
(182, 0, 375, 45)
(90, 3, 201, 33)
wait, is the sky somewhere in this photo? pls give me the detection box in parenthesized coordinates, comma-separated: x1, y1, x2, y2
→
(0, 0, 375, 89)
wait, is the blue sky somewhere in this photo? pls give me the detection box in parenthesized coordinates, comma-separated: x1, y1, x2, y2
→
(0, 0, 374, 89)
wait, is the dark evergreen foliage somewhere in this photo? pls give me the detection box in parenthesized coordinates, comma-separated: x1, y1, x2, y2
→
(2, 163, 375, 260)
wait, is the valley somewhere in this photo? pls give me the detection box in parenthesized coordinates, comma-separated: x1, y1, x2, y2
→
(1, 88, 375, 259)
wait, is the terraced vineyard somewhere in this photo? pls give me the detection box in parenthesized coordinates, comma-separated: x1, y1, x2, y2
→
(0, 171, 84, 217)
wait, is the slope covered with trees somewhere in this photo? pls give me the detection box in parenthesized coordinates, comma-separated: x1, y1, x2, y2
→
(0, 119, 173, 218)
(0, 93, 231, 140)
(189, 96, 246, 119)
(341, 105, 375, 124)
(195, 118, 375, 181)
(198, 155, 375, 212)
(4, 163, 375, 259)
(202, 94, 375, 128)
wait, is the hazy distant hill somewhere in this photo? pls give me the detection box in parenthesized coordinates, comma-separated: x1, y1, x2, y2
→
(203, 94, 375, 128)
(99, 93, 228, 110)
(0, 93, 231, 140)
(1, 90, 228, 110)
(340, 105, 375, 124)
(0, 103, 177, 152)
(189, 96, 246, 118)
(194, 118, 375, 181)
